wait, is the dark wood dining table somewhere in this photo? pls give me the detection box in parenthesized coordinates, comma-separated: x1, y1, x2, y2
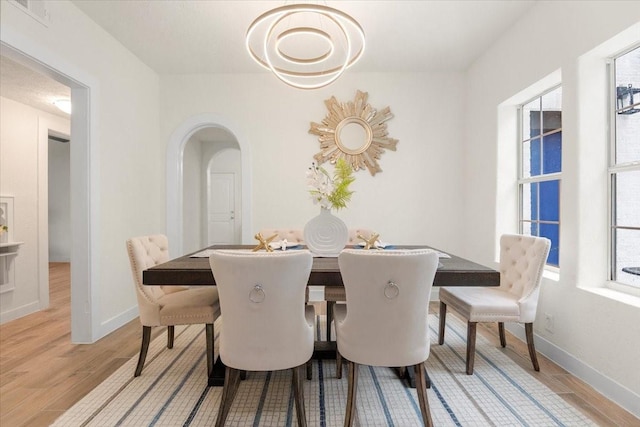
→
(143, 245, 500, 387)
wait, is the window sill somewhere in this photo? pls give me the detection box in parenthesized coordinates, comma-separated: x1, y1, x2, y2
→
(578, 283, 640, 308)
(543, 266, 560, 282)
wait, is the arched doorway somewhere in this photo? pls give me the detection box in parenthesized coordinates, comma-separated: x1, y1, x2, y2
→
(167, 114, 252, 254)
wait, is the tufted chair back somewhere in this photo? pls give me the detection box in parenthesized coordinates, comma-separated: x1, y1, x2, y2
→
(498, 234, 551, 322)
(258, 228, 305, 245)
(335, 249, 439, 367)
(126, 234, 186, 325)
(209, 250, 314, 371)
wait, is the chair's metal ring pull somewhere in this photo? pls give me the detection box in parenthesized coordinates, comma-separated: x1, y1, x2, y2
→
(249, 284, 265, 303)
(384, 281, 399, 299)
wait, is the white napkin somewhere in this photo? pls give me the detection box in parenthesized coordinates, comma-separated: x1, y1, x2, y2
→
(269, 239, 297, 250)
(357, 241, 388, 249)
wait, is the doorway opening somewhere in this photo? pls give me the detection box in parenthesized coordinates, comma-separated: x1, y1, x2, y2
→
(1, 42, 95, 342)
(182, 127, 242, 252)
(167, 114, 252, 255)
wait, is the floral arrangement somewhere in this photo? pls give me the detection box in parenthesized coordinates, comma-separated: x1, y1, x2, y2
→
(306, 158, 355, 210)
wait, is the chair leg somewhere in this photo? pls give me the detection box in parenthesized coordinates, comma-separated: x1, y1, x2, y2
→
(206, 323, 214, 377)
(525, 323, 540, 371)
(344, 362, 359, 427)
(438, 301, 447, 345)
(498, 322, 506, 348)
(336, 350, 343, 379)
(167, 325, 175, 349)
(326, 301, 334, 341)
(414, 362, 434, 427)
(292, 364, 308, 427)
(306, 360, 312, 380)
(134, 326, 152, 377)
(466, 322, 477, 375)
(215, 367, 242, 427)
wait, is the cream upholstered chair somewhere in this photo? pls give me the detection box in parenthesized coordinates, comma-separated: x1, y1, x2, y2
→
(258, 228, 305, 247)
(438, 234, 550, 375)
(126, 234, 221, 377)
(334, 249, 438, 427)
(325, 228, 374, 341)
(209, 250, 314, 427)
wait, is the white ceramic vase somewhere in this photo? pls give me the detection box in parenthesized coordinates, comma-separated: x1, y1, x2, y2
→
(303, 207, 348, 257)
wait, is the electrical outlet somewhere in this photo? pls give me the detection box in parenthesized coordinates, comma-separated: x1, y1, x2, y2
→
(544, 313, 554, 333)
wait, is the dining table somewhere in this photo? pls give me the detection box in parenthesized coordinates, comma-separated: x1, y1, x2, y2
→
(143, 244, 500, 387)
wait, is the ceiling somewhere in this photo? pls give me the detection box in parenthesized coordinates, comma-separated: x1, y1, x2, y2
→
(0, 55, 70, 119)
(0, 1, 536, 115)
(71, 0, 536, 74)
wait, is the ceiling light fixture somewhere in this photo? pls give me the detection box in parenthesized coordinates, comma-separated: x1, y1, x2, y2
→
(246, 4, 365, 90)
(53, 99, 71, 114)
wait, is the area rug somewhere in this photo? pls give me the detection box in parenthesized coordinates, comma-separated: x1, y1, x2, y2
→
(52, 314, 594, 426)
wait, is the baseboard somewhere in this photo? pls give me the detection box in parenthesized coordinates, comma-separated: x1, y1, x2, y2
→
(97, 306, 139, 340)
(505, 323, 640, 419)
(0, 300, 41, 324)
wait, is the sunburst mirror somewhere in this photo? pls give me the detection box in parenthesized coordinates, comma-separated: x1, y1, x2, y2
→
(309, 90, 398, 176)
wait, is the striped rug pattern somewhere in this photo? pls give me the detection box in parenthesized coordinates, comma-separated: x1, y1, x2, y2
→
(52, 314, 593, 426)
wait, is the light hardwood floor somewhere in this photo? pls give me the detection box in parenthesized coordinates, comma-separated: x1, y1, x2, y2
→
(0, 263, 637, 426)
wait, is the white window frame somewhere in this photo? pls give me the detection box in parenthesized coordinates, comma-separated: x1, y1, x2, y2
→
(517, 85, 562, 269)
(607, 44, 640, 292)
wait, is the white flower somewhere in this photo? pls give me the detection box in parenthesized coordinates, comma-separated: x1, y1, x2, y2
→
(306, 164, 334, 209)
(306, 159, 355, 211)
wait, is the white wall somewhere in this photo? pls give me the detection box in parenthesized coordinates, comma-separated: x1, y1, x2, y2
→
(183, 138, 203, 252)
(465, 1, 640, 415)
(0, 97, 69, 321)
(161, 72, 468, 255)
(1, 0, 161, 339)
(48, 137, 71, 262)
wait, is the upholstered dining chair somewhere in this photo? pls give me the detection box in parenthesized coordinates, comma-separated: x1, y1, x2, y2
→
(325, 228, 374, 342)
(334, 249, 439, 427)
(258, 228, 305, 247)
(126, 234, 221, 377)
(438, 234, 551, 375)
(208, 250, 314, 427)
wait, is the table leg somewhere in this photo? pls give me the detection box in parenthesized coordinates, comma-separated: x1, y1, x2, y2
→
(397, 365, 431, 389)
(326, 301, 334, 342)
(208, 356, 226, 387)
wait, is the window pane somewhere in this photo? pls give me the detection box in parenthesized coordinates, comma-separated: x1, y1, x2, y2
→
(541, 87, 562, 132)
(615, 46, 640, 163)
(522, 98, 541, 140)
(542, 132, 562, 174)
(522, 138, 541, 178)
(540, 223, 560, 267)
(615, 228, 640, 288)
(615, 111, 640, 164)
(615, 170, 640, 227)
(539, 179, 560, 222)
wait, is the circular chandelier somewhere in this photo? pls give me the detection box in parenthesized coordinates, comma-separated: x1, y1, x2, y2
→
(246, 4, 365, 90)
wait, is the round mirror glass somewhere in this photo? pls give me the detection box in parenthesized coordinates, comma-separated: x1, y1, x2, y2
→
(335, 118, 372, 155)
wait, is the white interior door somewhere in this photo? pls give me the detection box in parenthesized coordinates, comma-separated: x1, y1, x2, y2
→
(208, 173, 236, 244)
